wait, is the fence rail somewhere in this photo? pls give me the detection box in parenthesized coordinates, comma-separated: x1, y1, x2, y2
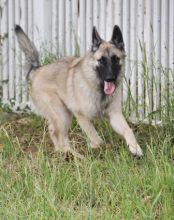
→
(0, 0, 174, 122)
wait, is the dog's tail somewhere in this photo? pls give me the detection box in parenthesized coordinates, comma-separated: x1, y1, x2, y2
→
(15, 25, 40, 78)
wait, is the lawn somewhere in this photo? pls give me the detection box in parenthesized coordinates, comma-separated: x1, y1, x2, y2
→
(0, 108, 173, 219)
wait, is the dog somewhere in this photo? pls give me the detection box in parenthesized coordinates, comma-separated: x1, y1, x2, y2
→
(15, 25, 143, 158)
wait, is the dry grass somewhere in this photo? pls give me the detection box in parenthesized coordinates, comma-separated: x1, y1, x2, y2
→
(0, 109, 174, 219)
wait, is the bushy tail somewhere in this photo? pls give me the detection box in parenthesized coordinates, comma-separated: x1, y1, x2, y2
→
(15, 25, 40, 78)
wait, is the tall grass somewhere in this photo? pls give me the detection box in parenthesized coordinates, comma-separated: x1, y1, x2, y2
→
(123, 45, 174, 124)
(0, 111, 173, 219)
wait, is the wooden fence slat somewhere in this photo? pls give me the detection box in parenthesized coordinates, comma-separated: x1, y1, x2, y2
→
(168, 0, 174, 116)
(99, 0, 106, 39)
(0, 0, 173, 122)
(1, 0, 9, 104)
(65, 0, 72, 55)
(137, 0, 144, 120)
(153, 0, 161, 121)
(93, 0, 99, 29)
(20, 0, 28, 108)
(79, 0, 86, 55)
(33, 0, 45, 51)
(143, 0, 153, 119)
(15, 0, 22, 108)
(106, 0, 113, 41)
(86, 0, 93, 51)
(161, 0, 169, 116)
(129, 0, 137, 120)
(52, 0, 58, 54)
(72, 0, 78, 56)
(122, 0, 131, 114)
(8, 0, 15, 100)
(114, 0, 123, 29)
(58, 0, 66, 56)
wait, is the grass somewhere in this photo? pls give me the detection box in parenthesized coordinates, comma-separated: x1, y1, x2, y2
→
(0, 108, 174, 219)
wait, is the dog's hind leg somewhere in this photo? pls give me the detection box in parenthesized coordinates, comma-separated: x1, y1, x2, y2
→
(75, 114, 103, 148)
(48, 118, 84, 159)
(32, 92, 84, 159)
(48, 119, 70, 152)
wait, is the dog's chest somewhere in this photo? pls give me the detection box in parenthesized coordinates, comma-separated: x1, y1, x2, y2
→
(77, 91, 112, 118)
(66, 73, 113, 118)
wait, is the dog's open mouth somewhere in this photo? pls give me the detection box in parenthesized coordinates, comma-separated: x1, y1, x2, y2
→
(104, 81, 116, 95)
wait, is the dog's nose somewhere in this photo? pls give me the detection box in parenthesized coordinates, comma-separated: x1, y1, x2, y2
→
(105, 75, 115, 82)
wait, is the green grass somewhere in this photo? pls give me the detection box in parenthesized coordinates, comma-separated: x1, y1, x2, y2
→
(0, 110, 174, 219)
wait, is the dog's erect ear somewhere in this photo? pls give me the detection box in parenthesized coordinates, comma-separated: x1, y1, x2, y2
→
(91, 26, 103, 52)
(111, 25, 124, 50)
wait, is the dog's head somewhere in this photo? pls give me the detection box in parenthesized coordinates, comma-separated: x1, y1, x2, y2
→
(91, 25, 125, 96)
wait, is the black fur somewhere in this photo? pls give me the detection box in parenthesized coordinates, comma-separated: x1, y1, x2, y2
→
(96, 55, 121, 96)
(111, 25, 125, 51)
(15, 25, 23, 33)
(91, 26, 103, 52)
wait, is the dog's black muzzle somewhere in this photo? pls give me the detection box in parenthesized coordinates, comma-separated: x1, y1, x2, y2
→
(104, 74, 116, 83)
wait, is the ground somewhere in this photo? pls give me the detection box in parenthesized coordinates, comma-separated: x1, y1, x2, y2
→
(0, 108, 173, 219)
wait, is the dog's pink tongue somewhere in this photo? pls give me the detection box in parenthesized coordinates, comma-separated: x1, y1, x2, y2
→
(104, 81, 116, 95)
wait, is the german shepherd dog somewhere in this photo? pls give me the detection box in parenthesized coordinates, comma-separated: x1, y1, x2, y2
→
(15, 25, 143, 158)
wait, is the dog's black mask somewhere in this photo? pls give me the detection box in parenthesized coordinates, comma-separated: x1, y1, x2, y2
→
(96, 54, 121, 92)
(92, 25, 124, 96)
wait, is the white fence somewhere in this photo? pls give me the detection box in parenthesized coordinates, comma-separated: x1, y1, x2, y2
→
(0, 0, 174, 122)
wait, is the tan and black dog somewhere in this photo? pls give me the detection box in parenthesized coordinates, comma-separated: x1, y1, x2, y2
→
(15, 25, 143, 158)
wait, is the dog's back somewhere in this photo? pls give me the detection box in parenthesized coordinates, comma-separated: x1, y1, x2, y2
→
(31, 56, 78, 100)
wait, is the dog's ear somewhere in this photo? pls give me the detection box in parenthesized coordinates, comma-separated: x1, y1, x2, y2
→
(111, 25, 124, 50)
(91, 26, 103, 52)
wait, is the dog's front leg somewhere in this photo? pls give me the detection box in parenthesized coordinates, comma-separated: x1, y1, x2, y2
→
(75, 114, 103, 148)
(109, 112, 143, 156)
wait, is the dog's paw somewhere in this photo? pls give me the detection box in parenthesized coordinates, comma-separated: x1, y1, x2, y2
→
(68, 150, 85, 160)
(91, 143, 101, 149)
(90, 138, 103, 149)
(54, 147, 85, 160)
(128, 144, 143, 157)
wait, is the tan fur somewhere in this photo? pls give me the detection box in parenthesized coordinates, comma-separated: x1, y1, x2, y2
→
(15, 26, 143, 158)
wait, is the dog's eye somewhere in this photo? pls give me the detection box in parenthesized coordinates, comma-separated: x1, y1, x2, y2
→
(98, 56, 107, 65)
(111, 55, 120, 64)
